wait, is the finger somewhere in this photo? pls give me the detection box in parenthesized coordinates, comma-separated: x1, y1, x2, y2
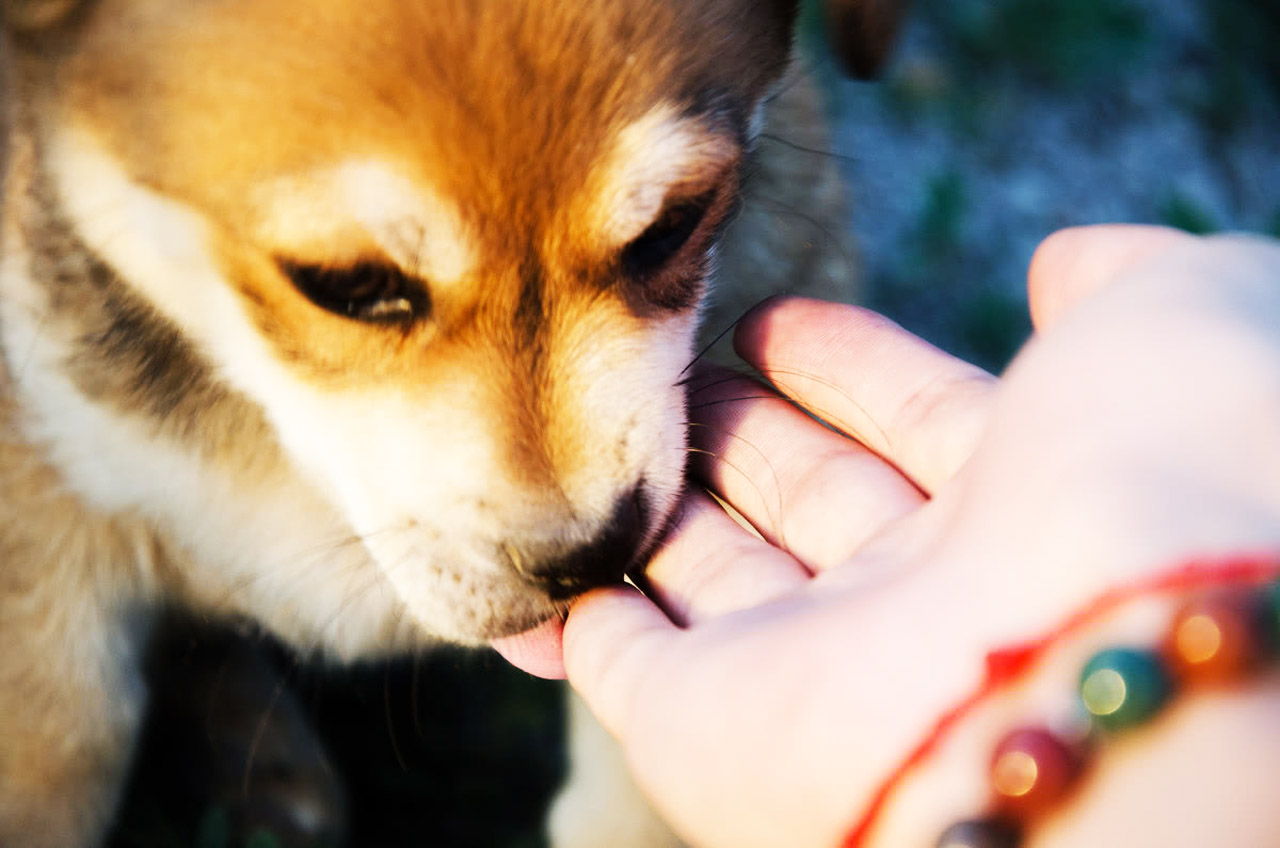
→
(562, 585, 677, 738)
(687, 366, 926, 570)
(643, 489, 810, 625)
(1027, 225, 1197, 332)
(734, 298, 995, 494)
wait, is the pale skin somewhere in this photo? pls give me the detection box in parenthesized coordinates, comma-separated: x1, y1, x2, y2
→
(559, 225, 1280, 848)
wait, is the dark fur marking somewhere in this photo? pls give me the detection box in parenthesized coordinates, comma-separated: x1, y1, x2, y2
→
(83, 290, 201, 419)
(514, 257, 545, 355)
(680, 88, 751, 149)
(20, 141, 274, 459)
(639, 262, 710, 313)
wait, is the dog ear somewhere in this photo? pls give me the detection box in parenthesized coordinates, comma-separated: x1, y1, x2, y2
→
(3, 0, 80, 32)
(820, 0, 908, 78)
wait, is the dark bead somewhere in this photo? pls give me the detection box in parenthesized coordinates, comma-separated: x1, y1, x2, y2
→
(990, 726, 1084, 816)
(1079, 647, 1173, 731)
(936, 818, 1021, 848)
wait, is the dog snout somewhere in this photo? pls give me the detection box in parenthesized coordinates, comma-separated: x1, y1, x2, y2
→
(514, 485, 650, 601)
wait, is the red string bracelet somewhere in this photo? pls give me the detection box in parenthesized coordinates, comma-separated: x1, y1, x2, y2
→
(841, 552, 1280, 848)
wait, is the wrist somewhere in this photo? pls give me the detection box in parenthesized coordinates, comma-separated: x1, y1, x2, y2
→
(854, 554, 1280, 848)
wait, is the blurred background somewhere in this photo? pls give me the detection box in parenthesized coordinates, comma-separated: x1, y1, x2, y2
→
(108, 0, 1279, 846)
(815, 0, 1280, 372)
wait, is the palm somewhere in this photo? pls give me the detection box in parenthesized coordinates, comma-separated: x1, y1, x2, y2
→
(562, 227, 1280, 848)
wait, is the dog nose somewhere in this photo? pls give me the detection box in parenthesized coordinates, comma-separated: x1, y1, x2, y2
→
(520, 487, 649, 600)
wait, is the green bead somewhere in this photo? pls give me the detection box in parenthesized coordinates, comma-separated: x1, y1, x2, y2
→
(1079, 647, 1172, 731)
(1263, 581, 1280, 653)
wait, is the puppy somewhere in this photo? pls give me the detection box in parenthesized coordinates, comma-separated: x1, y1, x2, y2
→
(0, 1, 899, 845)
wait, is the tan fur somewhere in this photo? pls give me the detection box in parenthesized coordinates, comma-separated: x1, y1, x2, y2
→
(0, 287, 154, 848)
(0, 1, 893, 844)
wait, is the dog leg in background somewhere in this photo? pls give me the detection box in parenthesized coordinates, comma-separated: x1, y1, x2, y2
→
(130, 619, 348, 848)
(548, 691, 683, 848)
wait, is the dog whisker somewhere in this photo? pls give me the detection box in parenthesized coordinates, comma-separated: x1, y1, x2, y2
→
(757, 131, 861, 167)
(740, 195, 860, 285)
(677, 302, 762, 378)
(757, 365, 891, 448)
(687, 394, 788, 411)
(674, 363, 756, 390)
(684, 436, 785, 551)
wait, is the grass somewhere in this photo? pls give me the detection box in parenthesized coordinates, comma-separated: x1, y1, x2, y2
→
(1194, 0, 1280, 134)
(863, 168, 1032, 374)
(937, 0, 1149, 89)
(916, 171, 968, 255)
(1160, 192, 1219, 235)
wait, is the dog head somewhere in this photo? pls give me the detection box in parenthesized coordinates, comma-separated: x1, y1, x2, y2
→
(3, 0, 897, 647)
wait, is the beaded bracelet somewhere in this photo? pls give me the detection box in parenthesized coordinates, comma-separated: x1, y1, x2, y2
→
(937, 577, 1280, 847)
(840, 553, 1280, 848)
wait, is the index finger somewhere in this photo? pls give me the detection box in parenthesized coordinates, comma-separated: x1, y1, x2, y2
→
(734, 298, 995, 494)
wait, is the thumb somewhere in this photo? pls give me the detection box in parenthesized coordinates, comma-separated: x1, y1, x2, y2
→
(1027, 225, 1198, 332)
(562, 586, 676, 739)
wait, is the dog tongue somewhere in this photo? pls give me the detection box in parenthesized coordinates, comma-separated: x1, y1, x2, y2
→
(490, 617, 567, 679)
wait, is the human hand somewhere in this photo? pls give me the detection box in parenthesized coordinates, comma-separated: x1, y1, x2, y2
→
(562, 225, 1280, 848)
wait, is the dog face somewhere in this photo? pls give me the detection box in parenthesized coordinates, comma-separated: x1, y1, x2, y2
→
(3, 0, 802, 645)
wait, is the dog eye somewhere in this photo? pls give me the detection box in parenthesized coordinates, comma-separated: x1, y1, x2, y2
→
(280, 261, 430, 324)
(621, 192, 714, 277)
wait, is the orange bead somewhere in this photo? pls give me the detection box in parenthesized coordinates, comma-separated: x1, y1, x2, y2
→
(1164, 591, 1264, 682)
(989, 726, 1083, 817)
